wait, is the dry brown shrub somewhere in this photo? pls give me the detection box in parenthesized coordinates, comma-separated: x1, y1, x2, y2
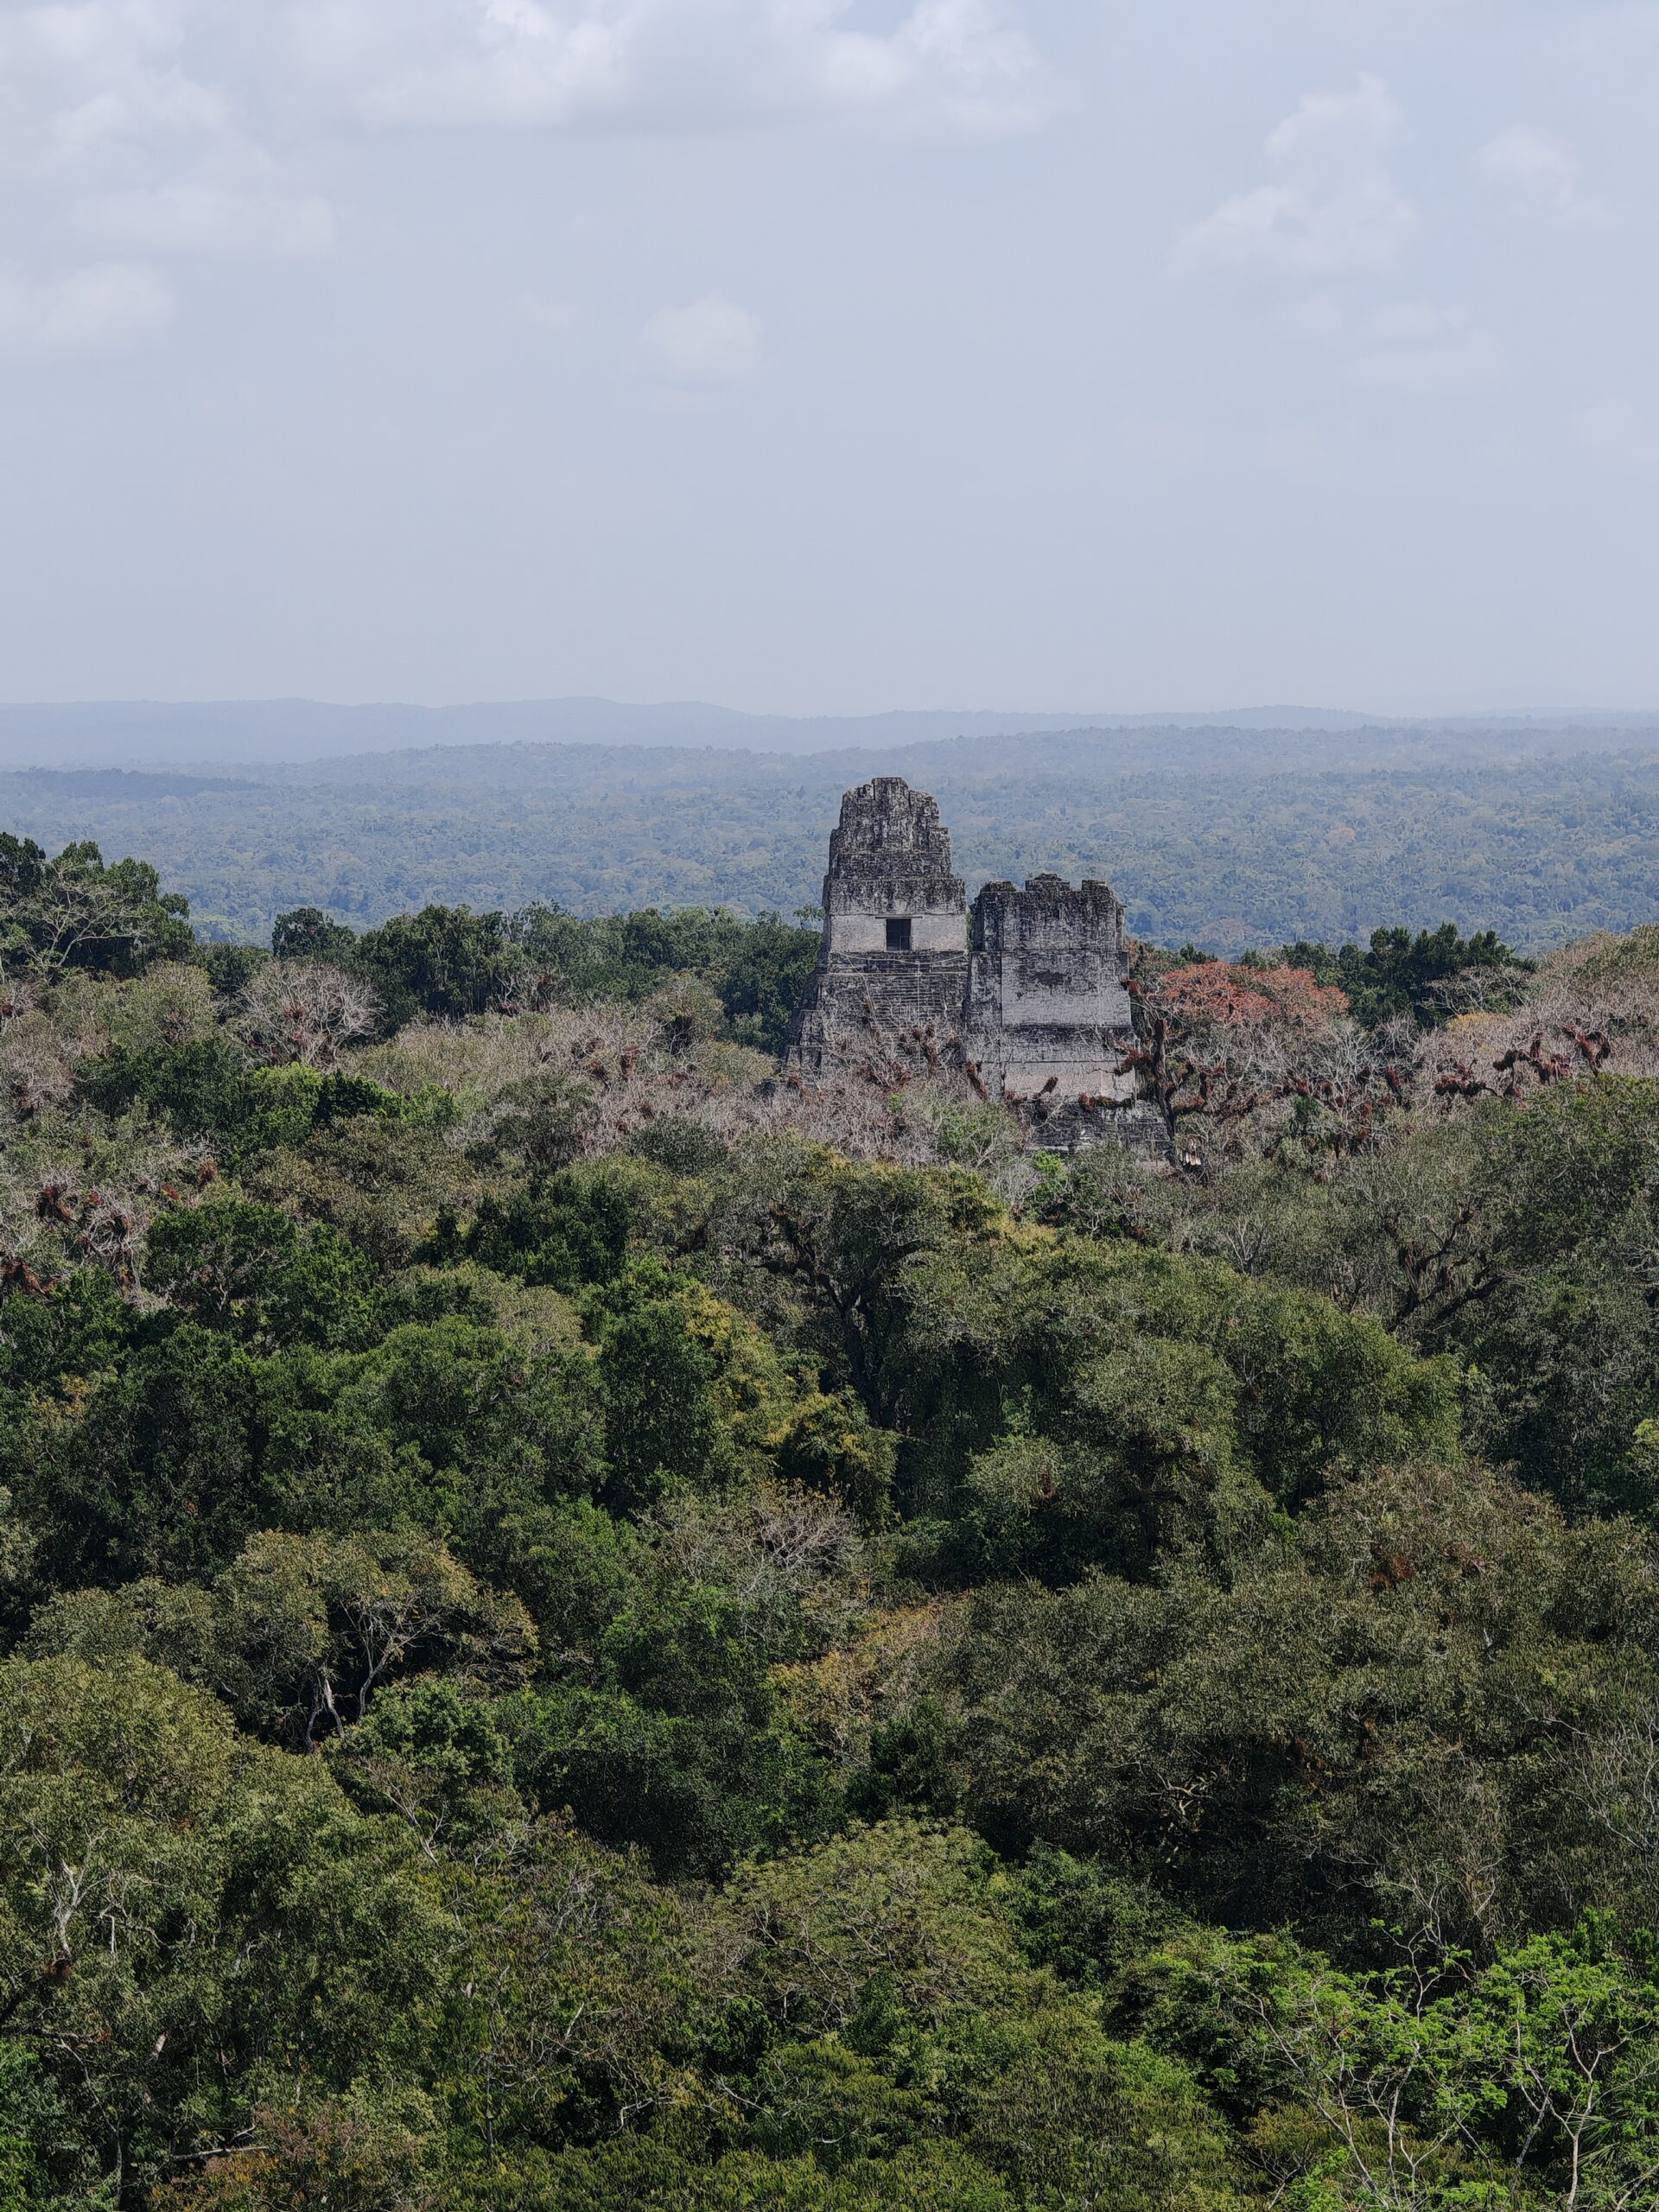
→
(354, 1002, 1028, 1177)
(0, 1008, 78, 1119)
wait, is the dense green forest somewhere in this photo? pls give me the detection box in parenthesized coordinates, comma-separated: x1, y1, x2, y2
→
(4, 831, 1659, 2209)
(5, 724, 1659, 951)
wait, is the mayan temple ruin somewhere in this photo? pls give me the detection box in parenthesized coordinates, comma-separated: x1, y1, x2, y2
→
(785, 776, 1154, 1147)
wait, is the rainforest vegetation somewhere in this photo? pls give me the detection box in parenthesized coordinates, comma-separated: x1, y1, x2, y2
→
(3, 830, 1659, 2209)
(7, 724, 1659, 952)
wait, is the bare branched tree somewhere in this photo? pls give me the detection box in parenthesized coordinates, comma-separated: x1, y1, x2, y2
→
(0, 1009, 78, 1120)
(238, 960, 379, 1071)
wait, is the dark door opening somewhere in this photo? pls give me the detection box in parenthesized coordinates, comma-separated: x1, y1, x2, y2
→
(886, 918, 912, 950)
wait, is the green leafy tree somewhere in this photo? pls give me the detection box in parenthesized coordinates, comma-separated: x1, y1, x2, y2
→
(356, 905, 518, 1025)
(1152, 1918, 1659, 2209)
(516, 1579, 824, 1877)
(271, 905, 360, 963)
(16, 1321, 266, 1585)
(27, 1528, 536, 1751)
(0, 1653, 453, 2204)
(1283, 922, 1530, 1029)
(944, 1462, 1659, 1948)
(0, 835, 194, 983)
(720, 1146, 1008, 1429)
(461, 1168, 632, 1289)
(898, 1233, 1457, 1573)
(144, 1196, 378, 1348)
(717, 912, 819, 1053)
(589, 1266, 737, 1511)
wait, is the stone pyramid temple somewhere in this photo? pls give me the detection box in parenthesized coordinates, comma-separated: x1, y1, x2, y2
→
(784, 776, 1154, 1147)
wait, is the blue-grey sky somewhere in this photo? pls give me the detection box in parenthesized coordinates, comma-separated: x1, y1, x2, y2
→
(0, 0, 1649, 715)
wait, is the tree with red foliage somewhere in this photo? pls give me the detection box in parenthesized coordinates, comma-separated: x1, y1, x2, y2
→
(1123, 958, 1400, 1161)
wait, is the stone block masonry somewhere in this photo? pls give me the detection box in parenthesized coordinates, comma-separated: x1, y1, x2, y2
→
(785, 777, 1159, 1149)
(820, 776, 968, 955)
(785, 778, 971, 1076)
(966, 873, 1141, 1116)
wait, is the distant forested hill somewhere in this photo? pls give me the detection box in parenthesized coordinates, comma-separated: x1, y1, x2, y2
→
(3, 726, 1658, 950)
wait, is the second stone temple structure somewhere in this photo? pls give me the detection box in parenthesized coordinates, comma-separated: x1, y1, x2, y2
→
(785, 776, 1148, 1145)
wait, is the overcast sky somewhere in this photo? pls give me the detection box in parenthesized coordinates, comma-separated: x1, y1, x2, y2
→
(0, 0, 1650, 715)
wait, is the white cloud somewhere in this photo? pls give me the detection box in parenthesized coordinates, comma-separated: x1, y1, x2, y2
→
(0, 0, 1046, 351)
(1296, 294, 1500, 397)
(823, 0, 1052, 137)
(1343, 299, 1498, 394)
(1347, 325, 1498, 395)
(2, 6, 261, 193)
(1179, 75, 1414, 278)
(83, 185, 336, 257)
(0, 0, 338, 315)
(1477, 124, 1607, 227)
(0, 262, 174, 358)
(1177, 82, 1507, 405)
(284, 0, 1052, 138)
(636, 293, 764, 389)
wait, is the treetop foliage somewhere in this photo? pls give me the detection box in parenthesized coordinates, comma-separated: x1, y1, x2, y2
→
(1280, 921, 1533, 1029)
(10, 734, 1659, 953)
(2, 837, 1659, 2209)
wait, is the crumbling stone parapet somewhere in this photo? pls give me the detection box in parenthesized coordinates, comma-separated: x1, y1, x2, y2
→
(964, 873, 1135, 1103)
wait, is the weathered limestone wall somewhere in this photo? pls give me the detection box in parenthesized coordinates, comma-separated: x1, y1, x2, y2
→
(964, 874, 1135, 1095)
(785, 778, 969, 1074)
